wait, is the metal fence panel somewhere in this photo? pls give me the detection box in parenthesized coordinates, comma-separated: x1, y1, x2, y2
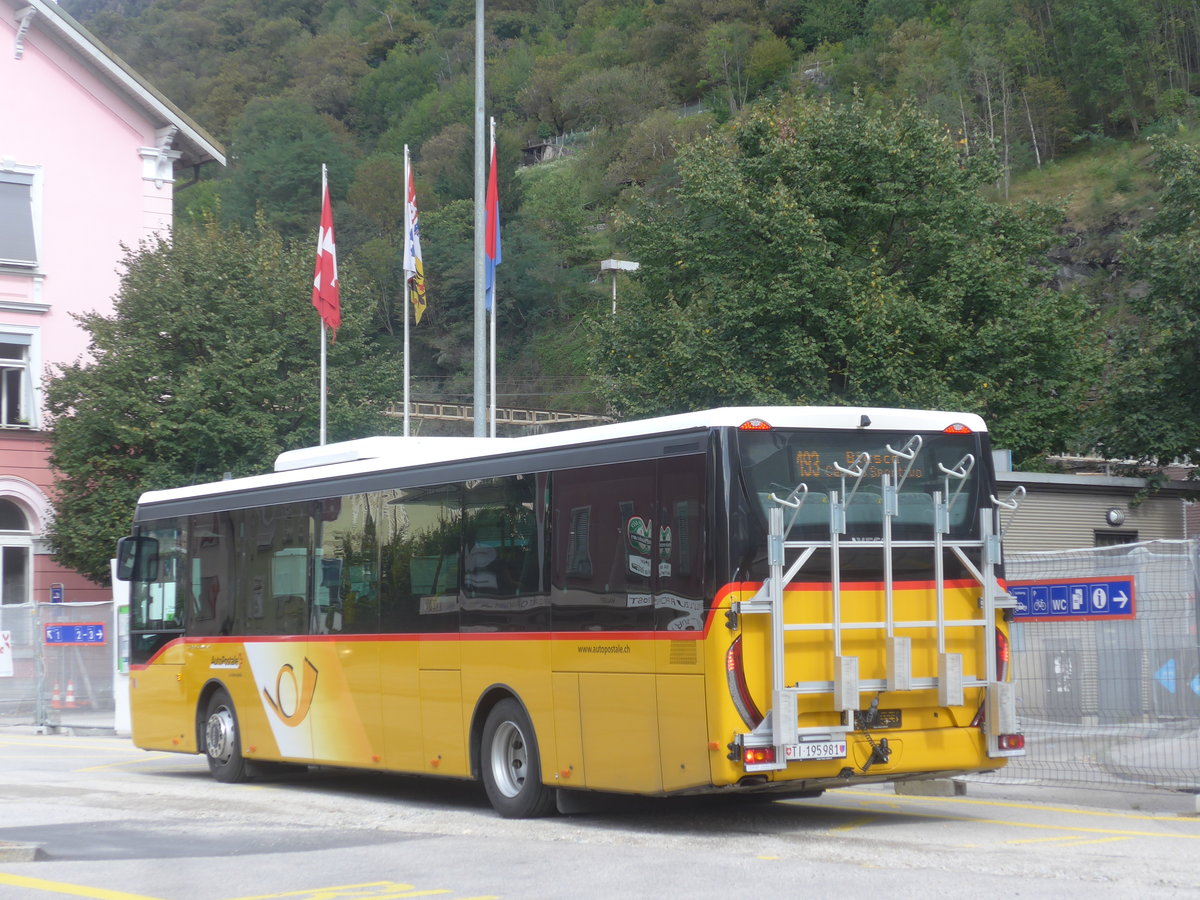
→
(0, 603, 38, 726)
(0, 601, 115, 731)
(977, 539, 1200, 791)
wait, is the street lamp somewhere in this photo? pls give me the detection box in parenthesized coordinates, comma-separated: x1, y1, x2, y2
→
(599, 258, 639, 314)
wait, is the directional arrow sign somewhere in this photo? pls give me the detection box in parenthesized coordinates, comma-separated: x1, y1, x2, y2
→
(1155, 658, 1177, 694)
(1010, 576, 1135, 622)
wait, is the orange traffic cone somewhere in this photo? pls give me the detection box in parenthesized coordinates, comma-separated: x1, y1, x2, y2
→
(64, 681, 77, 709)
(50, 683, 62, 709)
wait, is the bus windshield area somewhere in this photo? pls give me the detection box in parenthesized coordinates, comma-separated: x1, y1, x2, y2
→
(128, 522, 186, 632)
(737, 428, 987, 542)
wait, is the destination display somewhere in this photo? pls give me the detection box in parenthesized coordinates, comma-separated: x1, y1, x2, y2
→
(793, 450, 926, 481)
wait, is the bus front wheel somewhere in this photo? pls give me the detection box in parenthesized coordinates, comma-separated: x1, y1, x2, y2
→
(481, 698, 556, 818)
(203, 688, 250, 783)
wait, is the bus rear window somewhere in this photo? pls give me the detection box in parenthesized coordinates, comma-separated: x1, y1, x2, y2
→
(737, 429, 986, 540)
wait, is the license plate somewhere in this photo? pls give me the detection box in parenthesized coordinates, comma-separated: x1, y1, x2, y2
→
(784, 740, 847, 761)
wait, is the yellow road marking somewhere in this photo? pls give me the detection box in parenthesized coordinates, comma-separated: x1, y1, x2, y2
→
(854, 798, 900, 810)
(1006, 834, 1095, 845)
(0, 740, 139, 753)
(76, 755, 177, 773)
(809, 796, 1200, 841)
(1007, 835, 1132, 848)
(839, 788, 1193, 824)
(831, 815, 879, 832)
(0, 873, 168, 900)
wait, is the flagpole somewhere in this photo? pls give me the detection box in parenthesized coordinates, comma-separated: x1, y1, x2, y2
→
(319, 163, 328, 446)
(488, 117, 497, 439)
(403, 146, 412, 438)
(472, 0, 487, 437)
(320, 321, 327, 445)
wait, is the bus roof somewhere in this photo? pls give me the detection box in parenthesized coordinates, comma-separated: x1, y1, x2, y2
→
(134, 406, 987, 510)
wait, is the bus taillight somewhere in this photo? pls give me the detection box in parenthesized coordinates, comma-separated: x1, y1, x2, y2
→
(972, 629, 1014, 728)
(726, 636, 764, 729)
(738, 418, 772, 431)
(996, 628, 1010, 682)
(943, 423, 973, 434)
(743, 746, 775, 765)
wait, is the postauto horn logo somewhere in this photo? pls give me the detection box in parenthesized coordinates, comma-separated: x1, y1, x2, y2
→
(262, 658, 319, 727)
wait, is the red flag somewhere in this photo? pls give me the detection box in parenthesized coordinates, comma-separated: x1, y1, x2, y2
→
(312, 175, 340, 337)
(485, 138, 501, 312)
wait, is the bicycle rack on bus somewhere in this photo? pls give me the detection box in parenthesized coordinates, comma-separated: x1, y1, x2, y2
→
(731, 437, 1025, 769)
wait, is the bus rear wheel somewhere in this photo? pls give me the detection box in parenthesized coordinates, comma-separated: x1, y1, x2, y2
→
(481, 698, 555, 818)
(203, 688, 250, 783)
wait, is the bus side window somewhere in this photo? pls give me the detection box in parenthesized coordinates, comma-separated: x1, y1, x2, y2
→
(231, 503, 312, 637)
(552, 462, 656, 632)
(186, 512, 236, 637)
(379, 484, 461, 634)
(460, 474, 550, 633)
(314, 493, 382, 635)
(128, 520, 185, 636)
(656, 455, 708, 631)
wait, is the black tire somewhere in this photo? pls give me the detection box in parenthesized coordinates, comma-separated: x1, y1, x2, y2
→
(480, 698, 556, 818)
(202, 688, 251, 783)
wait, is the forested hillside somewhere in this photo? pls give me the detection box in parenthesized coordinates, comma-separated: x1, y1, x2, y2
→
(57, 0, 1200, 467)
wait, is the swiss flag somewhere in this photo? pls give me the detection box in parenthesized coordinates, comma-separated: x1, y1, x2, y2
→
(311, 175, 340, 337)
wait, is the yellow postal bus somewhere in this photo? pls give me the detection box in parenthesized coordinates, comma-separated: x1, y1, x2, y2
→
(117, 407, 1024, 817)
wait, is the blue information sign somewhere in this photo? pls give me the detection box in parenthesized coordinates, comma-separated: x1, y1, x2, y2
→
(43, 623, 107, 645)
(1009, 577, 1135, 622)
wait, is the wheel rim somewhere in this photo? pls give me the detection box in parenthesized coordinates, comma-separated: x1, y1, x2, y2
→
(206, 704, 236, 765)
(489, 720, 528, 798)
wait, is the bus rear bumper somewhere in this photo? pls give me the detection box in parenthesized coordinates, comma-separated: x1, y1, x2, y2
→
(722, 726, 1009, 789)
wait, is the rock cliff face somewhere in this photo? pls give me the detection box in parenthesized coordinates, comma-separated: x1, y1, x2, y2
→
(1047, 214, 1143, 304)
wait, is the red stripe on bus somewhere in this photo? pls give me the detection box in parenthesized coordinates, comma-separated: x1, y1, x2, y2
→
(720, 578, 978, 593)
(130, 577, 974, 667)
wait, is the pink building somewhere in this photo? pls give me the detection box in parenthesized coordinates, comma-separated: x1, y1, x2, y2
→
(1, 0, 223, 605)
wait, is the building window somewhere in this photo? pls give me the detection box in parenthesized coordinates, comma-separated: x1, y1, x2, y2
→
(1095, 530, 1138, 547)
(0, 498, 31, 605)
(0, 334, 34, 428)
(0, 170, 38, 268)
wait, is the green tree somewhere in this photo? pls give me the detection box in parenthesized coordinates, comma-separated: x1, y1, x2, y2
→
(286, 32, 372, 122)
(592, 95, 1095, 463)
(352, 44, 444, 140)
(1088, 138, 1200, 467)
(562, 65, 671, 132)
(45, 219, 405, 585)
(224, 97, 358, 238)
(702, 22, 758, 116)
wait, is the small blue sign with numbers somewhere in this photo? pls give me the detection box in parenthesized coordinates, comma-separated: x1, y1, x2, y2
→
(44, 623, 106, 645)
(1009, 577, 1135, 622)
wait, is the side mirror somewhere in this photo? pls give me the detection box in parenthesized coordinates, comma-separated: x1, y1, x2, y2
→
(116, 535, 159, 583)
